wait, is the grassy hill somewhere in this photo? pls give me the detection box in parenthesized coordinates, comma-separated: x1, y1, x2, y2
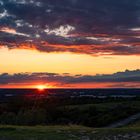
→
(0, 125, 140, 140)
(0, 98, 140, 139)
(0, 99, 140, 127)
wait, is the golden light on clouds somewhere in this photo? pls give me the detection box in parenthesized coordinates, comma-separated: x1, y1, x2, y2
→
(0, 27, 29, 37)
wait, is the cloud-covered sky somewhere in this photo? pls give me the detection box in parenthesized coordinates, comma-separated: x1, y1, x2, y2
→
(0, 0, 140, 88)
(0, 0, 140, 55)
(0, 69, 140, 88)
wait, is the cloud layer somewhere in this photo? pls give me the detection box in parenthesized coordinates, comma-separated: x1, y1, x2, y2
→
(0, 69, 140, 88)
(0, 0, 140, 55)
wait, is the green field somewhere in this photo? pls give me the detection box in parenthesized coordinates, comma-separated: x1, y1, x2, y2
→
(0, 98, 140, 139)
(0, 125, 140, 140)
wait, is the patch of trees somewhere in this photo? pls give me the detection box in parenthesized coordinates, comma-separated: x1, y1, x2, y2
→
(0, 96, 139, 127)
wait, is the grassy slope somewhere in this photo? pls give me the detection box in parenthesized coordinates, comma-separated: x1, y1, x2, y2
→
(0, 101, 139, 139)
(0, 125, 140, 140)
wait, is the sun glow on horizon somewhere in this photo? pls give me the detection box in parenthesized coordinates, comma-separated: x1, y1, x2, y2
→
(36, 85, 46, 91)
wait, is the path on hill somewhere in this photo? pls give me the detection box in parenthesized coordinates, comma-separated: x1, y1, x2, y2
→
(106, 113, 140, 128)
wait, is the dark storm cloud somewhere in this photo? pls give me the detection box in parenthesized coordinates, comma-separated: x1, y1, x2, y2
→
(0, 0, 140, 55)
(0, 70, 140, 86)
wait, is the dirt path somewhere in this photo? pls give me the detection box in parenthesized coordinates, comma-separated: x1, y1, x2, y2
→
(107, 113, 140, 128)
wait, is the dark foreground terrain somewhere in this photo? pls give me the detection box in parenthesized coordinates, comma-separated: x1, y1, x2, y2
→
(0, 125, 140, 140)
(0, 89, 140, 139)
(0, 89, 140, 126)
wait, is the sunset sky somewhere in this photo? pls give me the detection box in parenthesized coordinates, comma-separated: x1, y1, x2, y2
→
(0, 0, 140, 88)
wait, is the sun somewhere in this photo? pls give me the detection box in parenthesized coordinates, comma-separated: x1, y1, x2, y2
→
(36, 85, 46, 91)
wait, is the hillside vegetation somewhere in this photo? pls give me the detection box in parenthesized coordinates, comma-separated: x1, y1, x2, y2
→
(0, 96, 140, 127)
(0, 125, 140, 140)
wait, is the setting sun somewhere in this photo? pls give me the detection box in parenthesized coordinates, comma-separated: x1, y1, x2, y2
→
(36, 85, 46, 91)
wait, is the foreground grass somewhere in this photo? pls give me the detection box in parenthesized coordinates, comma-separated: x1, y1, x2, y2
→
(0, 125, 140, 140)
